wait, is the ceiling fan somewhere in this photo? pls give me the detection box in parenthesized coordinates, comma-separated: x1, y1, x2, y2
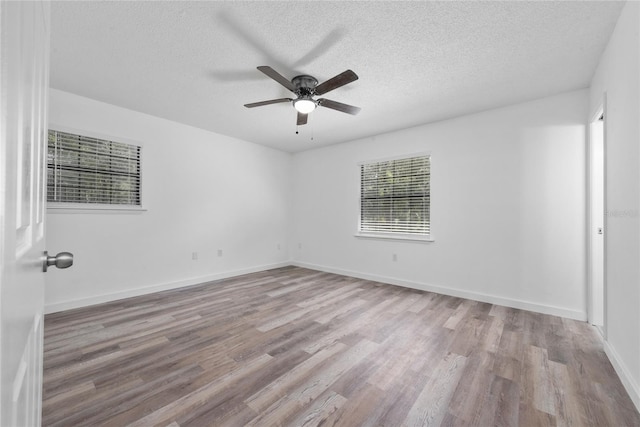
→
(244, 66, 361, 126)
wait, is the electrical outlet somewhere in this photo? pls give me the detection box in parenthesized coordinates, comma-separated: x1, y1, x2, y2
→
(192, 252, 198, 260)
(298, 243, 302, 249)
(277, 243, 281, 250)
(392, 253, 398, 262)
(217, 249, 223, 257)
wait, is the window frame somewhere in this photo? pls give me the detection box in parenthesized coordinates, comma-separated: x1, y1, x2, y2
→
(355, 152, 433, 242)
(46, 125, 146, 213)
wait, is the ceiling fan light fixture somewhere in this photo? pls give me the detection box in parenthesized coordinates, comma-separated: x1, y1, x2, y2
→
(293, 98, 316, 114)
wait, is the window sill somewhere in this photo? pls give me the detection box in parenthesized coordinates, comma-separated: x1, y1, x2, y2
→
(354, 232, 434, 243)
(47, 203, 147, 214)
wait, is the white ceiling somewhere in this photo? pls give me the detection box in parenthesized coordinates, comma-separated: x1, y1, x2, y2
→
(50, 1, 624, 153)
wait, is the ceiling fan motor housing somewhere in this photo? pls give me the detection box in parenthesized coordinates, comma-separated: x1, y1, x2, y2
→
(292, 75, 318, 98)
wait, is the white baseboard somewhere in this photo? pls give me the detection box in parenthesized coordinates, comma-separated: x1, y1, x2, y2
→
(47, 260, 588, 322)
(44, 261, 292, 314)
(603, 340, 640, 413)
(292, 261, 587, 321)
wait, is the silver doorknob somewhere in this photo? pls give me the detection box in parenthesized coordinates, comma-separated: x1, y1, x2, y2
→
(43, 251, 74, 272)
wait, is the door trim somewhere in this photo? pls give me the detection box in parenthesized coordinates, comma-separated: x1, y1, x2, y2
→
(587, 93, 607, 338)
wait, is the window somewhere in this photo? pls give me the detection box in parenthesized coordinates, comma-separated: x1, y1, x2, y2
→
(47, 130, 141, 207)
(359, 154, 431, 239)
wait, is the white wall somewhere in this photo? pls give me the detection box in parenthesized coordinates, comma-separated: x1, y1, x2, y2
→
(291, 90, 588, 320)
(589, 1, 640, 410)
(45, 89, 291, 312)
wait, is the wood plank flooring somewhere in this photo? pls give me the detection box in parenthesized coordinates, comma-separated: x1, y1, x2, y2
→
(42, 266, 640, 426)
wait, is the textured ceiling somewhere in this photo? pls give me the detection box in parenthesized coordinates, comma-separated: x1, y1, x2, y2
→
(50, 1, 624, 153)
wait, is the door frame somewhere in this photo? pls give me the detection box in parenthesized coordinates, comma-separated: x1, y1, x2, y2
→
(587, 93, 607, 337)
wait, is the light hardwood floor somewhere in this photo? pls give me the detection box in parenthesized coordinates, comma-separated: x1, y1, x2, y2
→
(43, 266, 640, 426)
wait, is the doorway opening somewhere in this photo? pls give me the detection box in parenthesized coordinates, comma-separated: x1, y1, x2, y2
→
(589, 103, 606, 335)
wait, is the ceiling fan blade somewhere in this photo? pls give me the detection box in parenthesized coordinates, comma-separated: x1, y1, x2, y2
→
(292, 28, 347, 68)
(244, 98, 292, 108)
(257, 66, 295, 92)
(317, 98, 361, 115)
(297, 112, 308, 126)
(314, 70, 358, 96)
(218, 12, 289, 77)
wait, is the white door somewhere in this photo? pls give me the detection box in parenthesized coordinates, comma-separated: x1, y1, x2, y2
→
(1, 1, 51, 425)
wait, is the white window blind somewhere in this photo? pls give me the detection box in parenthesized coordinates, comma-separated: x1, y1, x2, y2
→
(47, 130, 141, 206)
(360, 155, 430, 236)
